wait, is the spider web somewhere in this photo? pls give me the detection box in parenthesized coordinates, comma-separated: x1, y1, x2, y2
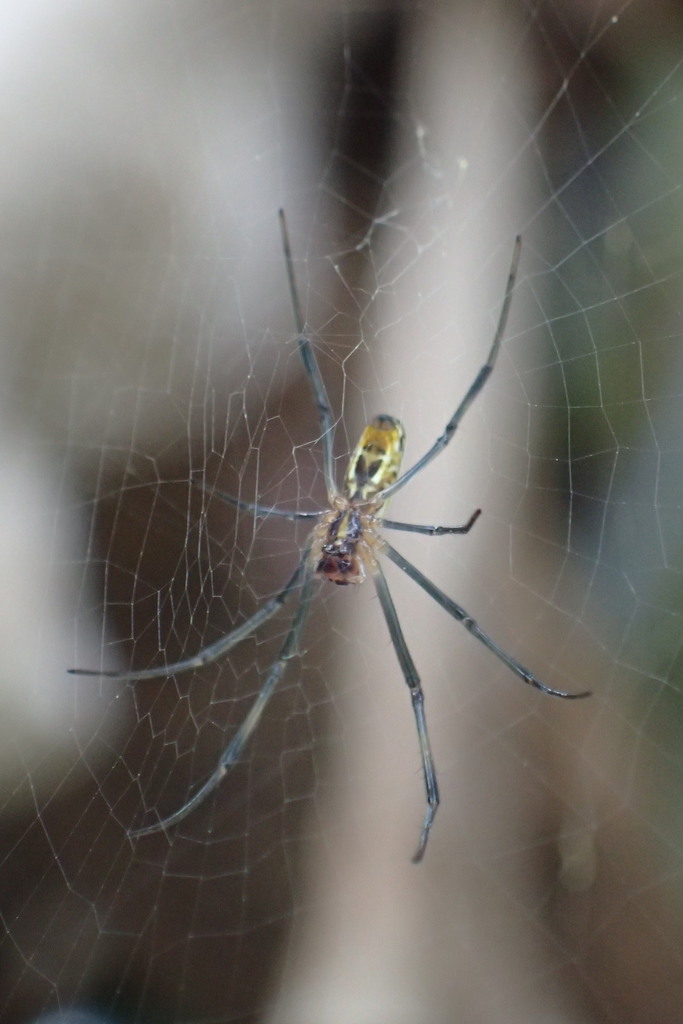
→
(1, 2, 683, 1023)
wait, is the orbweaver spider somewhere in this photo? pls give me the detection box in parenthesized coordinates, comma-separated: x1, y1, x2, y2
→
(71, 212, 590, 862)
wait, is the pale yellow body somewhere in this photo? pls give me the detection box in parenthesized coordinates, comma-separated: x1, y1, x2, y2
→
(314, 415, 405, 585)
(344, 415, 405, 502)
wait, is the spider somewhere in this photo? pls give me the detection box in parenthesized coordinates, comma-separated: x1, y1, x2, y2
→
(70, 211, 590, 863)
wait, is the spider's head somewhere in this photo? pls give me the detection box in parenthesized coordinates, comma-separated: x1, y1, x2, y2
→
(316, 551, 364, 585)
(315, 507, 366, 585)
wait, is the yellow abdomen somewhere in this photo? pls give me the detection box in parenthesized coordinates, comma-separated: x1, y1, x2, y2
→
(344, 415, 405, 504)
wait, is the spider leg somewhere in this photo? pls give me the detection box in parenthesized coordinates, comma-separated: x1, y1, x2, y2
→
(68, 546, 311, 681)
(279, 209, 337, 498)
(372, 562, 439, 864)
(382, 540, 590, 700)
(381, 508, 481, 536)
(379, 236, 522, 503)
(130, 567, 317, 838)
(197, 481, 322, 521)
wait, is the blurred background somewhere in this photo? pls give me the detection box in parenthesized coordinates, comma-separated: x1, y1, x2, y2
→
(1, 1, 682, 1022)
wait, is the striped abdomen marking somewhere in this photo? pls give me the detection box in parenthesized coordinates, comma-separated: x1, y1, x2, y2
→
(344, 415, 405, 502)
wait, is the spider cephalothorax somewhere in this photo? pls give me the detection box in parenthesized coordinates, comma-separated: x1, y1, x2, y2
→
(315, 506, 367, 585)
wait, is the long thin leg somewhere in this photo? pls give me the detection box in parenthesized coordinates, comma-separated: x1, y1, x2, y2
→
(204, 490, 479, 535)
(381, 508, 481, 536)
(68, 546, 311, 681)
(382, 540, 590, 699)
(379, 236, 522, 503)
(372, 563, 439, 864)
(130, 568, 316, 837)
(200, 484, 478, 534)
(279, 209, 337, 499)
(199, 482, 322, 521)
